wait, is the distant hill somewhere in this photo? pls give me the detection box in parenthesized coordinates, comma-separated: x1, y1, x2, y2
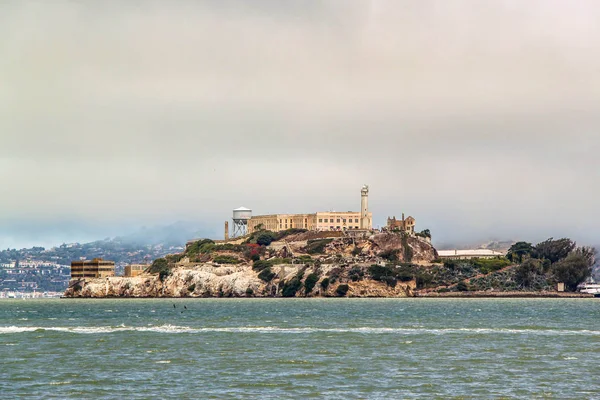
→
(113, 221, 211, 247)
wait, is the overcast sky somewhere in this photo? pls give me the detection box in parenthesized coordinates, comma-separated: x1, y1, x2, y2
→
(1, 0, 599, 249)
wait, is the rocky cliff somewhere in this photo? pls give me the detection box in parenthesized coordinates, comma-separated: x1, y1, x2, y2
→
(64, 232, 436, 298)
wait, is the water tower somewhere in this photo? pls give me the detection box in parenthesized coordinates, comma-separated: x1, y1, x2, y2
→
(232, 207, 252, 237)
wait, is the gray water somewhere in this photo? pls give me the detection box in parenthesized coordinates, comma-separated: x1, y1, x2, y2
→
(1, 298, 599, 399)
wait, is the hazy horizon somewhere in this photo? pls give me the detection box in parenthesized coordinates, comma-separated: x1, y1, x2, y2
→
(2, 1, 599, 249)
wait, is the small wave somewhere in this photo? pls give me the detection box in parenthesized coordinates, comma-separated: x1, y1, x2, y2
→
(1, 325, 599, 336)
(155, 360, 171, 364)
(49, 381, 72, 386)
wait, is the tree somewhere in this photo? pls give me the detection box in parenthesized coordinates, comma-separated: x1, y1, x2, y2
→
(551, 252, 593, 291)
(534, 238, 576, 264)
(417, 229, 431, 239)
(506, 242, 534, 264)
(515, 259, 543, 288)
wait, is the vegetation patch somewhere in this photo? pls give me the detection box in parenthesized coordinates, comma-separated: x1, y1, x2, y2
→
(304, 273, 319, 294)
(305, 239, 333, 254)
(213, 255, 240, 264)
(258, 267, 276, 282)
(320, 277, 330, 290)
(186, 239, 216, 256)
(335, 284, 349, 297)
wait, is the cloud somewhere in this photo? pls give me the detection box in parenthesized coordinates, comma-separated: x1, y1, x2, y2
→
(1, 0, 599, 247)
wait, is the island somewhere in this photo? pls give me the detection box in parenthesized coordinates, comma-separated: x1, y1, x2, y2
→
(63, 230, 594, 298)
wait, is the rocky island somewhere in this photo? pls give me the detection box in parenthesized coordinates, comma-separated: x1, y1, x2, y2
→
(64, 231, 595, 298)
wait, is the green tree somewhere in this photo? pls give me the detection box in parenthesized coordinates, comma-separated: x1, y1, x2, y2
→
(506, 242, 534, 263)
(534, 238, 576, 264)
(335, 284, 349, 296)
(551, 252, 593, 291)
(514, 259, 543, 288)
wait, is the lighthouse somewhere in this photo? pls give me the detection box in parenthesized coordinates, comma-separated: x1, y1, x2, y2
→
(360, 184, 369, 229)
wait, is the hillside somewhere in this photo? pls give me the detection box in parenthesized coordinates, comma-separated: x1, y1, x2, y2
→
(64, 232, 595, 298)
(64, 230, 438, 298)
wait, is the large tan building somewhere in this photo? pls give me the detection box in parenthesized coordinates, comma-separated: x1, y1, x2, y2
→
(246, 186, 373, 234)
(124, 264, 149, 277)
(71, 258, 115, 279)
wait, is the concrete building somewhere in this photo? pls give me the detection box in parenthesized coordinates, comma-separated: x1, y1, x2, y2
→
(247, 186, 372, 234)
(71, 258, 115, 279)
(124, 264, 149, 277)
(387, 214, 416, 234)
(437, 250, 506, 260)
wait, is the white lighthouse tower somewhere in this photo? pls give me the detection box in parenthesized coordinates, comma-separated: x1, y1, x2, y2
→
(360, 184, 369, 229)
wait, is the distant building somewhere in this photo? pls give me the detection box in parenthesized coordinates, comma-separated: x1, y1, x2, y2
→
(246, 186, 373, 234)
(70, 258, 115, 279)
(124, 264, 149, 277)
(437, 249, 505, 260)
(387, 214, 416, 234)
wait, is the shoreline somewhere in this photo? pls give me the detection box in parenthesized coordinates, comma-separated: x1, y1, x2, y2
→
(416, 291, 593, 298)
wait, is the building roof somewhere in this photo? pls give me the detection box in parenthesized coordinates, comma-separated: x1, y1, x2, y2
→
(438, 249, 505, 257)
(233, 207, 251, 211)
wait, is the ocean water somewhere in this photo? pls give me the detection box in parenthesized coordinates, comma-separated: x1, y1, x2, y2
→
(1, 299, 599, 399)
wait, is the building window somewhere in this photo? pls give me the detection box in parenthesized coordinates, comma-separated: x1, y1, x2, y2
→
(337, 219, 340, 223)
(319, 219, 322, 223)
(342, 219, 346, 223)
(355, 219, 359, 223)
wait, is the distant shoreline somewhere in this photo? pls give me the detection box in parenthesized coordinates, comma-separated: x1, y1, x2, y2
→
(417, 291, 593, 298)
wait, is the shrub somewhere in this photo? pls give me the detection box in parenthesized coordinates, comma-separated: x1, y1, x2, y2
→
(258, 267, 276, 282)
(380, 250, 399, 262)
(456, 281, 469, 292)
(348, 266, 364, 282)
(320, 278, 330, 290)
(282, 277, 302, 297)
(471, 257, 511, 274)
(159, 269, 171, 282)
(275, 228, 307, 240)
(257, 232, 277, 246)
(186, 239, 216, 256)
(213, 255, 240, 264)
(335, 284, 349, 297)
(245, 287, 254, 296)
(306, 239, 333, 254)
(253, 260, 272, 272)
(188, 284, 196, 292)
(351, 246, 362, 256)
(304, 273, 319, 294)
(147, 258, 168, 274)
(295, 255, 314, 264)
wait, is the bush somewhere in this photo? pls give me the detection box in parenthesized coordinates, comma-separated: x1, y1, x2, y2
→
(295, 255, 314, 264)
(253, 260, 272, 272)
(335, 284, 349, 297)
(348, 266, 364, 282)
(320, 278, 330, 290)
(188, 284, 196, 292)
(471, 257, 511, 274)
(213, 255, 240, 264)
(257, 232, 277, 246)
(258, 267, 276, 282)
(306, 239, 333, 254)
(186, 239, 216, 256)
(159, 269, 171, 282)
(304, 273, 319, 294)
(282, 277, 302, 297)
(245, 287, 254, 296)
(275, 228, 307, 240)
(456, 281, 469, 292)
(380, 250, 399, 262)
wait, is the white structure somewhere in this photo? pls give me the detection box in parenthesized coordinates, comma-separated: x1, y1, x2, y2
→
(438, 249, 506, 260)
(232, 207, 252, 237)
(360, 184, 369, 229)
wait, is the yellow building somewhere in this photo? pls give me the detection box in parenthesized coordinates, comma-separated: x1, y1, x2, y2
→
(124, 264, 149, 277)
(246, 186, 373, 234)
(71, 258, 115, 279)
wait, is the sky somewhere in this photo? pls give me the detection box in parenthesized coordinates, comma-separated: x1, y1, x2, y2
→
(1, 0, 600, 249)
